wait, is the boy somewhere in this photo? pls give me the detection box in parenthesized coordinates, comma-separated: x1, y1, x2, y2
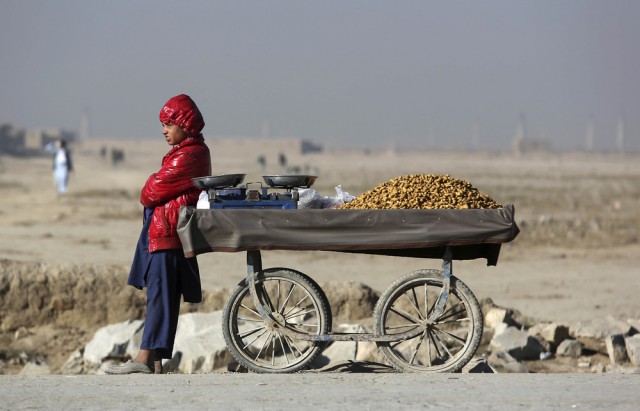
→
(106, 94, 211, 374)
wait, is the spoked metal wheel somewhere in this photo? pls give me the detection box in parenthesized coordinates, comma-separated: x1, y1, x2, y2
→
(373, 269, 483, 373)
(222, 268, 332, 373)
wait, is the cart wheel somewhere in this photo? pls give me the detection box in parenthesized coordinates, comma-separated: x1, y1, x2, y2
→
(222, 268, 332, 373)
(373, 269, 483, 373)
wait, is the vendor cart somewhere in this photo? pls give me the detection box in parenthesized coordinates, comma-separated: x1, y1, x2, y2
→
(177, 203, 519, 373)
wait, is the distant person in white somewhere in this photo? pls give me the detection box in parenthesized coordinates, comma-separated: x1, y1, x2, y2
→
(52, 139, 73, 194)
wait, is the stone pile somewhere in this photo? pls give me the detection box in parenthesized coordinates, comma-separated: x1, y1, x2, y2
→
(53, 298, 640, 375)
(61, 312, 233, 375)
(482, 299, 640, 373)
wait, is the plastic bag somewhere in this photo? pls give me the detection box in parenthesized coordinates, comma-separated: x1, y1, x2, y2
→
(335, 185, 355, 204)
(297, 188, 323, 209)
(298, 185, 355, 209)
(321, 185, 356, 209)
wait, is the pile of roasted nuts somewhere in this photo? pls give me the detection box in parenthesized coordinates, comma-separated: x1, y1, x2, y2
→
(341, 174, 502, 210)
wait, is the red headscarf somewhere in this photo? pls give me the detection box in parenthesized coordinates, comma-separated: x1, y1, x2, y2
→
(159, 94, 205, 136)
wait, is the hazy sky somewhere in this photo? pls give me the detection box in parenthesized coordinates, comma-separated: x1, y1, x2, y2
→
(1, 0, 638, 150)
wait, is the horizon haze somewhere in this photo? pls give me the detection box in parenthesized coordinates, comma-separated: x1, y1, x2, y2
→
(1, 0, 639, 151)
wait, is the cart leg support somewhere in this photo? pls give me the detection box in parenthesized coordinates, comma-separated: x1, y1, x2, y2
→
(246, 250, 277, 326)
(427, 246, 452, 324)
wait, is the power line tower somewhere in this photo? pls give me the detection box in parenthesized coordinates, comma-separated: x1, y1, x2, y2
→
(471, 123, 480, 151)
(80, 107, 91, 141)
(516, 112, 527, 140)
(616, 114, 625, 153)
(586, 115, 595, 151)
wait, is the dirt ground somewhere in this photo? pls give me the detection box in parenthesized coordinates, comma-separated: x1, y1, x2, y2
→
(3, 373, 640, 411)
(1, 138, 639, 374)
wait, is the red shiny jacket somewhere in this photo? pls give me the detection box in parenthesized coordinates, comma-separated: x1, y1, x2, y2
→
(141, 136, 211, 252)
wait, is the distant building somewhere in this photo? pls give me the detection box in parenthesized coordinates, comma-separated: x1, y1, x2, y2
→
(213, 137, 323, 158)
(26, 128, 76, 150)
(512, 137, 553, 157)
(209, 136, 324, 175)
(0, 123, 25, 155)
(301, 140, 323, 154)
(0, 123, 76, 156)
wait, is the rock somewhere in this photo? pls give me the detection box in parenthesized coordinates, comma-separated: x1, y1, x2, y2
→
(510, 312, 540, 330)
(60, 348, 85, 375)
(83, 312, 231, 374)
(13, 326, 32, 340)
(625, 334, 640, 366)
(484, 307, 513, 330)
(163, 351, 183, 374)
(571, 316, 634, 339)
(310, 324, 381, 369)
(320, 282, 379, 321)
(490, 326, 544, 360)
(556, 339, 583, 358)
(227, 361, 247, 373)
(528, 322, 569, 347)
(170, 311, 231, 373)
(570, 316, 634, 353)
(530, 336, 553, 353)
(481, 299, 518, 328)
(487, 351, 528, 373)
(355, 342, 383, 364)
(491, 322, 509, 337)
(605, 334, 628, 365)
(183, 288, 230, 315)
(18, 360, 50, 375)
(83, 319, 144, 365)
(462, 358, 495, 373)
(604, 363, 640, 374)
(319, 324, 362, 363)
(626, 319, 640, 334)
(480, 298, 537, 330)
(10, 352, 28, 366)
(577, 358, 591, 368)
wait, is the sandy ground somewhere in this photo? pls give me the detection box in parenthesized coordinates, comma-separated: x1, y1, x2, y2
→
(2, 139, 639, 322)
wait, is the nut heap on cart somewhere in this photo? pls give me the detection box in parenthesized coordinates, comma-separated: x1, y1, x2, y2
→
(342, 174, 501, 210)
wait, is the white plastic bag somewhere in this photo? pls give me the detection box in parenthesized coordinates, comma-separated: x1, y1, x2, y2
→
(196, 190, 210, 209)
(335, 185, 355, 204)
(321, 185, 357, 209)
(297, 185, 356, 209)
(297, 188, 322, 209)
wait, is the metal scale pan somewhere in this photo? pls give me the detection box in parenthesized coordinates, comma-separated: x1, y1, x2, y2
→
(192, 174, 246, 190)
(262, 175, 317, 189)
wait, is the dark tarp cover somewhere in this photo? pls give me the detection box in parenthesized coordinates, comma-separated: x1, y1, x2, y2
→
(177, 204, 519, 266)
